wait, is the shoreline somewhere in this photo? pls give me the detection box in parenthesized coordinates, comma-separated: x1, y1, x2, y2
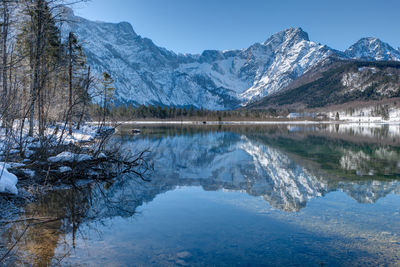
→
(88, 120, 400, 125)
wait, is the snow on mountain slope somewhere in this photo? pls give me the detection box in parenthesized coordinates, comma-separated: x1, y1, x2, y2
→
(239, 28, 337, 101)
(61, 7, 400, 109)
(61, 8, 339, 109)
(345, 37, 400, 61)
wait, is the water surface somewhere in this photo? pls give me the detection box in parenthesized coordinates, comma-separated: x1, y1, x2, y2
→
(1, 124, 400, 266)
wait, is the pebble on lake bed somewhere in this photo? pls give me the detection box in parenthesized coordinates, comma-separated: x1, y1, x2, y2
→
(176, 251, 191, 259)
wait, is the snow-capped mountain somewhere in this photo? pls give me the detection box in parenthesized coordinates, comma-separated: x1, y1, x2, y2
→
(62, 7, 400, 109)
(238, 28, 338, 101)
(345, 37, 400, 61)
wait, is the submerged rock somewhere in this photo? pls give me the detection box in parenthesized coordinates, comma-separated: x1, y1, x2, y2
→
(176, 251, 192, 259)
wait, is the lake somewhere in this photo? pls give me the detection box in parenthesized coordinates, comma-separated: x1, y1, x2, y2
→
(1, 124, 400, 266)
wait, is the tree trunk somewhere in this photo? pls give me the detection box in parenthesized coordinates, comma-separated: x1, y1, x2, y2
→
(1, 3, 9, 129)
(68, 32, 73, 135)
(28, 37, 35, 136)
(77, 66, 90, 130)
(103, 88, 106, 125)
(32, 0, 43, 138)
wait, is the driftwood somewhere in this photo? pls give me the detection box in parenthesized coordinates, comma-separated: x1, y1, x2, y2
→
(8, 150, 151, 185)
(6, 128, 151, 186)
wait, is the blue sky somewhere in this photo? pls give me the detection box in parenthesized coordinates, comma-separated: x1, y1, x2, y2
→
(75, 0, 400, 54)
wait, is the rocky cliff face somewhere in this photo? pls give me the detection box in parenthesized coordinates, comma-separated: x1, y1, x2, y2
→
(61, 7, 400, 110)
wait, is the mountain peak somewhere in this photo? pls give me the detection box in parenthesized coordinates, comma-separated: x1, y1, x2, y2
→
(352, 37, 385, 48)
(284, 27, 309, 40)
(59, 5, 76, 21)
(359, 37, 379, 42)
(345, 37, 400, 61)
(263, 27, 309, 46)
(60, 5, 74, 16)
(116, 21, 138, 39)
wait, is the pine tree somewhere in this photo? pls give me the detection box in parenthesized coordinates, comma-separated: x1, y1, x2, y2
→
(0, 0, 15, 130)
(100, 72, 115, 124)
(77, 66, 92, 130)
(67, 31, 87, 134)
(18, 0, 64, 137)
(14, 1, 90, 138)
(1, 0, 10, 116)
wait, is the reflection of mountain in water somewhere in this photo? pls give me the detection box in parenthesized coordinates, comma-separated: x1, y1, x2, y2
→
(122, 132, 326, 212)
(340, 180, 400, 204)
(118, 131, 400, 212)
(3, 128, 400, 265)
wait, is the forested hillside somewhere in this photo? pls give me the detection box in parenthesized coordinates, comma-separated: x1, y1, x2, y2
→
(249, 61, 400, 109)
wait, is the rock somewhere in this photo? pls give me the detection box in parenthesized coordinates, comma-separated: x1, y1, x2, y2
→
(97, 153, 107, 159)
(176, 251, 191, 259)
(175, 259, 189, 266)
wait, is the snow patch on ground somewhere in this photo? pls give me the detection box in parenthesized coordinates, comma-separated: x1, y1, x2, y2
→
(0, 163, 18, 195)
(0, 122, 112, 195)
(48, 152, 93, 163)
(328, 106, 400, 123)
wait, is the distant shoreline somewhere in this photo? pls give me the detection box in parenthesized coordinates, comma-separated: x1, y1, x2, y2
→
(88, 120, 400, 125)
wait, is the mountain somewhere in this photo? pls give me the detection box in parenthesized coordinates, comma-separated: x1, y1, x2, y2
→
(238, 28, 339, 102)
(345, 37, 400, 61)
(248, 60, 400, 109)
(61, 8, 338, 109)
(61, 7, 400, 110)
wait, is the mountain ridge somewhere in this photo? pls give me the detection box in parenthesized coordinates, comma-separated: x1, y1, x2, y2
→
(62, 7, 400, 110)
(345, 37, 400, 61)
